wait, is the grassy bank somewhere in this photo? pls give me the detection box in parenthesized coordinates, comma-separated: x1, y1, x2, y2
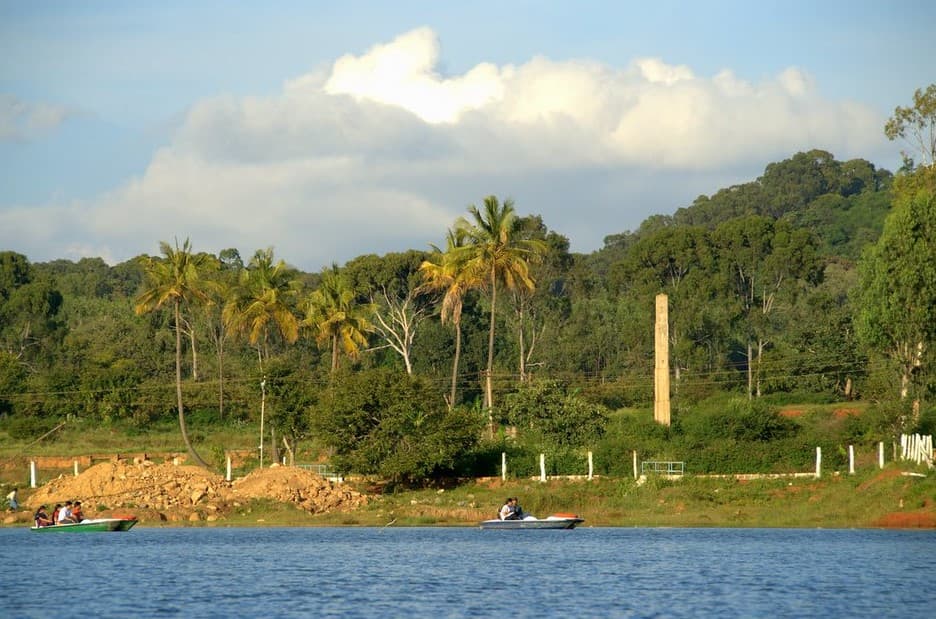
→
(311, 469, 935, 528)
(3, 416, 934, 529)
(4, 467, 933, 529)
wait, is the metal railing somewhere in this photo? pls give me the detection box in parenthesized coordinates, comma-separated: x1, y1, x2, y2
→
(296, 464, 343, 483)
(640, 460, 685, 475)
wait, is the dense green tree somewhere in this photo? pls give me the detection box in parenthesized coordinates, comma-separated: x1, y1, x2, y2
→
(0, 252, 64, 372)
(507, 215, 572, 382)
(62, 296, 162, 423)
(713, 216, 822, 397)
(0, 351, 27, 416)
(261, 358, 319, 464)
(856, 181, 936, 422)
(501, 378, 608, 449)
(311, 368, 482, 482)
(611, 225, 722, 395)
(673, 183, 763, 228)
(760, 149, 841, 216)
(0, 251, 31, 300)
(0, 277, 63, 366)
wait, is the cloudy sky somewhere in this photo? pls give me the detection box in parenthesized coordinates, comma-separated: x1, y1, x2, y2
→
(1, 1, 934, 271)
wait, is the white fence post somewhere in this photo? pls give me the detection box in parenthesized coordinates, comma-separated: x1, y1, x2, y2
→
(226, 455, 232, 482)
(848, 445, 854, 475)
(539, 453, 546, 482)
(587, 451, 593, 481)
(899, 433, 935, 467)
(30, 460, 37, 488)
(632, 450, 638, 479)
(501, 452, 507, 481)
(73, 460, 79, 477)
(815, 447, 822, 478)
(878, 441, 884, 469)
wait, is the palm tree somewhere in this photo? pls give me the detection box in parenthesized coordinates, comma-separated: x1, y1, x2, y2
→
(222, 248, 300, 468)
(303, 264, 375, 372)
(459, 196, 546, 422)
(135, 239, 211, 468)
(419, 227, 480, 408)
(223, 248, 300, 361)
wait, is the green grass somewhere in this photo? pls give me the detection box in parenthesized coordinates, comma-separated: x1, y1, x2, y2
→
(330, 469, 934, 529)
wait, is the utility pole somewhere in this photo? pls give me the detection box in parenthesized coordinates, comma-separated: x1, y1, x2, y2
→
(259, 377, 266, 468)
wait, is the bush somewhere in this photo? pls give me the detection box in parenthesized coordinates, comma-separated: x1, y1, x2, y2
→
(311, 368, 483, 483)
(677, 398, 798, 443)
(501, 379, 609, 450)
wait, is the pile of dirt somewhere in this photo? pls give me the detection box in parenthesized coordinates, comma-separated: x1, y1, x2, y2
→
(23, 460, 367, 524)
(233, 466, 368, 513)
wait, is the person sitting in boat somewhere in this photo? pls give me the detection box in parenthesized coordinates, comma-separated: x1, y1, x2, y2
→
(34, 505, 53, 527)
(70, 501, 85, 523)
(511, 498, 527, 520)
(57, 501, 73, 524)
(51, 503, 61, 523)
(500, 497, 524, 520)
(499, 497, 516, 520)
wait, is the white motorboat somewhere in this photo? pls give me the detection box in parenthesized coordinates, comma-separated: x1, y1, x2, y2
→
(479, 514, 584, 530)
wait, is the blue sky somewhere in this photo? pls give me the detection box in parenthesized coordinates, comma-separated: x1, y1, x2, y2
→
(1, 1, 934, 270)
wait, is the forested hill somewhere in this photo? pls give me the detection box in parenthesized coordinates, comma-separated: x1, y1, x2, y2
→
(1, 148, 930, 457)
(591, 149, 892, 272)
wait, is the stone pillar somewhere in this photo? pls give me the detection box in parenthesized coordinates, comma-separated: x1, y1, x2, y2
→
(654, 294, 671, 426)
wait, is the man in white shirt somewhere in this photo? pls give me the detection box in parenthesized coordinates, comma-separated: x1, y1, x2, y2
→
(498, 498, 513, 520)
(57, 501, 73, 524)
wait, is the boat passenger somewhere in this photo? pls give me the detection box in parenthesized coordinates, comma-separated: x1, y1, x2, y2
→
(57, 501, 73, 524)
(71, 501, 84, 523)
(34, 505, 53, 527)
(501, 497, 523, 520)
(511, 498, 526, 520)
(51, 503, 61, 524)
(499, 498, 514, 520)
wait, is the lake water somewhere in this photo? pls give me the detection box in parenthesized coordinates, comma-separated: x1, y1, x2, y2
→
(2, 527, 934, 618)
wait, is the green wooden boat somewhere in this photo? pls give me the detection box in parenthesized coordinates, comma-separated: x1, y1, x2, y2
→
(30, 517, 138, 533)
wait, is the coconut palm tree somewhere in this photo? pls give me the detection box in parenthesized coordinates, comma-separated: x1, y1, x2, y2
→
(303, 264, 375, 372)
(223, 248, 300, 361)
(459, 196, 546, 421)
(418, 227, 479, 408)
(222, 248, 300, 468)
(134, 239, 211, 468)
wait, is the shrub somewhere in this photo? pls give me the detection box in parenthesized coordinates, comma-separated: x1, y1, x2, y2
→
(311, 368, 483, 483)
(501, 379, 609, 450)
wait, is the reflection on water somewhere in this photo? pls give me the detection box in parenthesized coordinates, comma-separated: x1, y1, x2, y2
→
(2, 527, 934, 618)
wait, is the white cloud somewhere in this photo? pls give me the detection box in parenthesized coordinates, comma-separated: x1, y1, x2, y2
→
(0, 94, 70, 141)
(0, 28, 891, 269)
(324, 27, 503, 124)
